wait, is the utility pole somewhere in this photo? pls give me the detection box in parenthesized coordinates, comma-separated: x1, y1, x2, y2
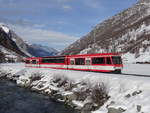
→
(92, 26, 96, 50)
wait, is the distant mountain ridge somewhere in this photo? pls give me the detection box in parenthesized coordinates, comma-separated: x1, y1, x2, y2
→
(61, 0, 150, 63)
(28, 44, 58, 57)
(0, 24, 58, 62)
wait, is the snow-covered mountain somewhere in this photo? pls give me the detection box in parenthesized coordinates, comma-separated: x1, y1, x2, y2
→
(0, 23, 29, 62)
(61, 0, 150, 63)
(0, 24, 58, 62)
(27, 44, 58, 57)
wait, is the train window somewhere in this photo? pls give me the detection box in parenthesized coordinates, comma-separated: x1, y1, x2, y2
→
(56, 58, 65, 63)
(112, 56, 122, 64)
(92, 57, 105, 64)
(106, 57, 111, 64)
(70, 60, 74, 65)
(86, 60, 90, 65)
(75, 58, 85, 65)
(32, 60, 37, 64)
(25, 60, 30, 64)
(42, 58, 65, 63)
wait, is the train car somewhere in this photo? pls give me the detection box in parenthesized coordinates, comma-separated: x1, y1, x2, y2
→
(25, 57, 40, 68)
(39, 56, 67, 69)
(25, 53, 123, 73)
(67, 53, 123, 73)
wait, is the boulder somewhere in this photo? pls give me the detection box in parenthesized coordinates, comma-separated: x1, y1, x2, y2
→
(81, 103, 94, 113)
(65, 93, 78, 102)
(107, 107, 126, 113)
(137, 105, 141, 112)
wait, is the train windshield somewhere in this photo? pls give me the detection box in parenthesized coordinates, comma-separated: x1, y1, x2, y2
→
(112, 56, 122, 64)
(25, 60, 30, 64)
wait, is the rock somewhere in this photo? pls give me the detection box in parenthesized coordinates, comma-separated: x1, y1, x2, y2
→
(132, 90, 142, 96)
(12, 74, 20, 78)
(107, 101, 115, 108)
(39, 86, 49, 92)
(107, 107, 126, 113)
(125, 94, 131, 98)
(74, 106, 82, 110)
(53, 93, 64, 102)
(84, 96, 93, 103)
(50, 90, 59, 95)
(81, 103, 94, 113)
(16, 78, 31, 87)
(137, 105, 141, 112)
(65, 93, 78, 102)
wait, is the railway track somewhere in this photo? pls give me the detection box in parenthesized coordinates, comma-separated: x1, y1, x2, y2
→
(85, 70, 150, 77)
(121, 73, 150, 77)
(74, 70, 150, 78)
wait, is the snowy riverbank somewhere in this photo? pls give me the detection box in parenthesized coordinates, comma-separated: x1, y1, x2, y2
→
(0, 63, 150, 113)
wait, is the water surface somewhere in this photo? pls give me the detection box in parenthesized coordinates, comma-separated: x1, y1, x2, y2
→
(0, 79, 78, 113)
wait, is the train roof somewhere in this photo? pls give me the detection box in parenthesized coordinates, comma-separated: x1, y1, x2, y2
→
(25, 53, 121, 60)
(67, 53, 121, 57)
(25, 56, 65, 60)
(42, 55, 66, 58)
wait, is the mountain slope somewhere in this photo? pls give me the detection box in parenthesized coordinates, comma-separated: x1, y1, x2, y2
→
(0, 24, 58, 62)
(61, 0, 150, 63)
(0, 26, 27, 56)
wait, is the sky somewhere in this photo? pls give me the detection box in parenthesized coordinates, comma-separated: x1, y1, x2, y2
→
(0, 0, 137, 50)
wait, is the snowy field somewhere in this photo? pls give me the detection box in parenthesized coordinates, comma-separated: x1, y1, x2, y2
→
(0, 63, 150, 113)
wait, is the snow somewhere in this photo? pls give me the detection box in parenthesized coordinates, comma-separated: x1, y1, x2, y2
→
(0, 45, 20, 62)
(0, 63, 150, 113)
(122, 64, 150, 75)
(11, 37, 33, 57)
(122, 50, 150, 63)
(0, 24, 10, 33)
(79, 47, 92, 54)
(72, 100, 84, 107)
(122, 53, 136, 63)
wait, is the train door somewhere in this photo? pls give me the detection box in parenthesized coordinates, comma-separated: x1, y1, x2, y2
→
(85, 58, 91, 70)
(69, 58, 75, 69)
(36, 59, 40, 68)
(65, 57, 69, 70)
(105, 56, 112, 65)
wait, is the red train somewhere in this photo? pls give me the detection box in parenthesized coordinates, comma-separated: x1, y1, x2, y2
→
(25, 53, 123, 73)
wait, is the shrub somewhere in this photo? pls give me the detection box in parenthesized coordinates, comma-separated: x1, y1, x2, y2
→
(52, 73, 62, 83)
(74, 80, 91, 101)
(29, 72, 43, 82)
(91, 83, 109, 106)
(52, 73, 76, 91)
(52, 74, 69, 87)
(52, 74, 109, 108)
(74, 80, 109, 107)
(74, 88, 91, 101)
(57, 76, 68, 87)
(64, 79, 75, 91)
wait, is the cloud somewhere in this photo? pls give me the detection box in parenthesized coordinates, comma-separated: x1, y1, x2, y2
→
(8, 24, 79, 50)
(0, 0, 73, 17)
(83, 0, 103, 9)
(62, 5, 72, 10)
(57, 0, 71, 3)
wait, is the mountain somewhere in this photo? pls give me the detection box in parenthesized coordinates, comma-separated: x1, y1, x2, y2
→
(61, 0, 150, 63)
(0, 24, 58, 62)
(27, 44, 58, 57)
(0, 24, 29, 57)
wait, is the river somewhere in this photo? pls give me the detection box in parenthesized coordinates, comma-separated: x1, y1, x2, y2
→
(0, 79, 78, 113)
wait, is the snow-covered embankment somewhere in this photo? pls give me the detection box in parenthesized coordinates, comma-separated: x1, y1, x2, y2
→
(0, 63, 150, 113)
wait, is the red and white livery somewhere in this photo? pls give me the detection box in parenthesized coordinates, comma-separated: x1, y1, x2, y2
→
(25, 53, 123, 73)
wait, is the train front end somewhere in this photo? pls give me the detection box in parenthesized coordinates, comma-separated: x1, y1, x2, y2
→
(111, 55, 123, 74)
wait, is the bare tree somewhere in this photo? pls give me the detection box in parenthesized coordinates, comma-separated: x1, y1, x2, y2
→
(0, 50, 5, 63)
